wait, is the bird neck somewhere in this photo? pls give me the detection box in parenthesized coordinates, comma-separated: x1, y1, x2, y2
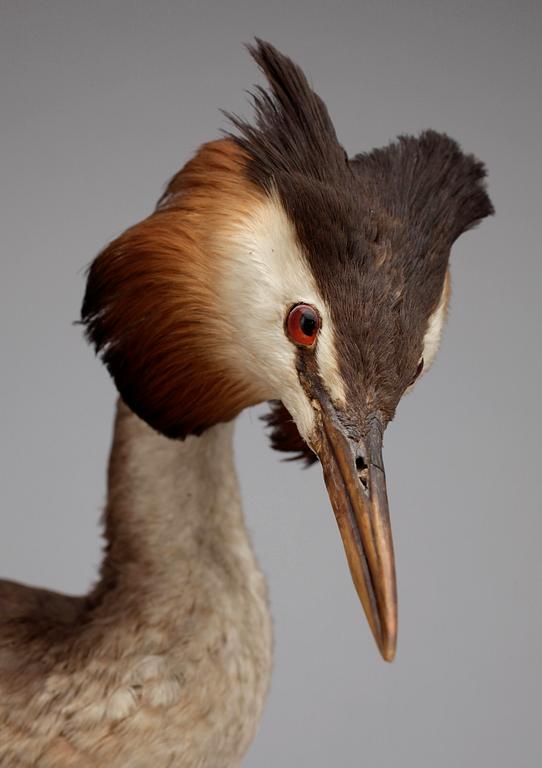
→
(94, 400, 260, 606)
(78, 401, 272, 765)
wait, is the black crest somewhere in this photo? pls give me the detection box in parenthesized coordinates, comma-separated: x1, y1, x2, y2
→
(350, 130, 495, 251)
(227, 39, 348, 189)
(229, 40, 494, 463)
(262, 401, 317, 466)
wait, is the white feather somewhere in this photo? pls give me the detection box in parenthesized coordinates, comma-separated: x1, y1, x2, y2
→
(216, 189, 345, 443)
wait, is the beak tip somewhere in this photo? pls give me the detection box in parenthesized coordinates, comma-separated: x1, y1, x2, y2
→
(376, 624, 397, 662)
(317, 403, 399, 666)
(380, 645, 396, 663)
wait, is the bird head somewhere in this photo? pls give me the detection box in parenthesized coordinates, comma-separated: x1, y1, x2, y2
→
(82, 40, 493, 661)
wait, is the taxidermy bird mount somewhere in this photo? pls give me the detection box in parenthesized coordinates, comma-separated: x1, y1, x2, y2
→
(0, 40, 493, 767)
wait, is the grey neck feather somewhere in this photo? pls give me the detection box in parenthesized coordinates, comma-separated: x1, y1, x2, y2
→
(95, 400, 267, 610)
(0, 401, 273, 767)
(89, 401, 274, 761)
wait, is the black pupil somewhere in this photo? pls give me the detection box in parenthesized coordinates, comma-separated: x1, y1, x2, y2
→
(299, 310, 316, 336)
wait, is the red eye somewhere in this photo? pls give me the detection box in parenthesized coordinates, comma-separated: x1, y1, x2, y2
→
(286, 303, 321, 347)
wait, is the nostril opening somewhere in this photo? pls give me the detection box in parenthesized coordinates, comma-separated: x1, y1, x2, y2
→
(355, 454, 369, 490)
(355, 455, 367, 471)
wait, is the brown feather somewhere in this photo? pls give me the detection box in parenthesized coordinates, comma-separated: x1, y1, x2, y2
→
(262, 401, 317, 466)
(82, 140, 265, 439)
(228, 40, 494, 427)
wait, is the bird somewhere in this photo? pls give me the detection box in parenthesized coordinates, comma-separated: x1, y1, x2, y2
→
(0, 39, 493, 768)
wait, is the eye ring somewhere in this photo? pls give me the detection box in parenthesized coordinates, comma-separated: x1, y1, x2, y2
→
(286, 303, 321, 347)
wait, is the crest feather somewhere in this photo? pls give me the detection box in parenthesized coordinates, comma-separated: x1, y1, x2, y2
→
(227, 39, 347, 187)
(351, 130, 494, 246)
(262, 401, 317, 466)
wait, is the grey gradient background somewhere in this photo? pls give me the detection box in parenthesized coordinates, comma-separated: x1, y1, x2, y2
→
(1, 1, 541, 766)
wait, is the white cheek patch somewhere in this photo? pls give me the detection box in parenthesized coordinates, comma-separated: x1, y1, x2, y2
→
(422, 270, 450, 372)
(217, 189, 345, 443)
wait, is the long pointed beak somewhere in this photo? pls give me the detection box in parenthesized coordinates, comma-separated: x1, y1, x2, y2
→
(313, 401, 397, 661)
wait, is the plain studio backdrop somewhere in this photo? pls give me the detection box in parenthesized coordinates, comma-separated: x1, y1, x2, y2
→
(1, 1, 541, 766)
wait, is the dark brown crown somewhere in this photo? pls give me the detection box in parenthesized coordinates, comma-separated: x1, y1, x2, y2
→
(82, 40, 493, 457)
(230, 40, 494, 462)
